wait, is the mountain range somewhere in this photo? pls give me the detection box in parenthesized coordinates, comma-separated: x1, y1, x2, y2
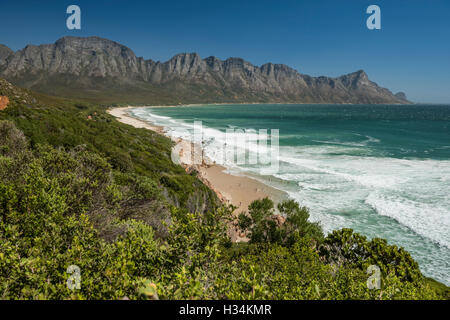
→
(0, 36, 409, 105)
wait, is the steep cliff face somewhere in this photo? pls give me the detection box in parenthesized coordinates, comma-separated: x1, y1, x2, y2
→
(0, 36, 409, 104)
(1, 37, 148, 79)
(0, 45, 13, 66)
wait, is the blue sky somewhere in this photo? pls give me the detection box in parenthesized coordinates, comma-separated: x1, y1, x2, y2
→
(0, 0, 449, 103)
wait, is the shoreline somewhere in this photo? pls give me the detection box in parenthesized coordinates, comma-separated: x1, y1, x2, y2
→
(121, 101, 411, 109)
(107, 106, 288, 242)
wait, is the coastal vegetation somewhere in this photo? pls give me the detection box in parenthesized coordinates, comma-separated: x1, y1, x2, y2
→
(0, 79, 448, 300)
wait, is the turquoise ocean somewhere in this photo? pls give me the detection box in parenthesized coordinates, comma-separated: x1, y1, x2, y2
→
(130, 104, 450, 285)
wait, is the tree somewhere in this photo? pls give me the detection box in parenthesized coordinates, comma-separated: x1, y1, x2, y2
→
(238, 198, 323, 245)
(320, 228, 423, 283)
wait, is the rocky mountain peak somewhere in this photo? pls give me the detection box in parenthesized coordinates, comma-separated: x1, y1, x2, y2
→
(55, 36, 137, 59)
(339, 69, 370, 89)
(165, 52, 206, 76)
(0, 45, 13, 66)
(0, 37, 410, 104)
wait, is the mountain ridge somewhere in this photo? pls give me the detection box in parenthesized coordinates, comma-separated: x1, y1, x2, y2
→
(0, 44, 13, 66)
(0, 36, 410, 104)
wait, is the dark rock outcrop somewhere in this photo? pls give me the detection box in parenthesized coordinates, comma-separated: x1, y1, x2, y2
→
(0, 45, 13, 66)
(395, 92, 408, 102)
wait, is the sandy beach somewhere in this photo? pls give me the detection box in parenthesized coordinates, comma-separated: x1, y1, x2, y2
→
(107, 106, 167, 134)
(108, 106, 287, 241)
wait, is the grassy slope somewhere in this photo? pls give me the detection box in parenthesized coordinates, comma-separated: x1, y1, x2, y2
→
(7, 73, 320, 106)
(0, 78, 218, 227)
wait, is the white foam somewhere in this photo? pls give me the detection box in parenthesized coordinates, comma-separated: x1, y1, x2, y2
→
(131, 107, 450, 282)
(365, 192, 450, 249)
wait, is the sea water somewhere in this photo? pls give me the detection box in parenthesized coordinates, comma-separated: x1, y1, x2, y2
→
(130, 104, 450, 285)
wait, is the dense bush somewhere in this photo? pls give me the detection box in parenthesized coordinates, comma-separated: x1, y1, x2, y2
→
(0, 100, 217, 213)
(238, 198, 323, 245)
(320, 228, 423, 283)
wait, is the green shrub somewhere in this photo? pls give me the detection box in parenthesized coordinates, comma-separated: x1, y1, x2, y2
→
(238, 198, 323, 245)
(320, 228, 423, 283)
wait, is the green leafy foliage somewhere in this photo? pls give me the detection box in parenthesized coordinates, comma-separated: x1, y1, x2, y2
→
(320, 228, 423, 283)
(0, 94, 217, 213)
(238, 197, 323, 245)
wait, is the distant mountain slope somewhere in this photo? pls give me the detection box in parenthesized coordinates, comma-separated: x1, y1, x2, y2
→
(0, 36, 409, 104)
(0, 77, 36, 108)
